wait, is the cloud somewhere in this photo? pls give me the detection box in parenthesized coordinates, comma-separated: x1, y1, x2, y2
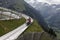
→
(25, 0, 60, 5)
(25, 0, 35, 3)
(37, 0, 60, 4)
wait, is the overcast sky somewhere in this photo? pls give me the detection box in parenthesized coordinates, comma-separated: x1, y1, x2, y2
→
(25, 0, 60, 5)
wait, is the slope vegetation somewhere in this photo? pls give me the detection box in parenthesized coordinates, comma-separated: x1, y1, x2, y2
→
(0, 17, 26, 36)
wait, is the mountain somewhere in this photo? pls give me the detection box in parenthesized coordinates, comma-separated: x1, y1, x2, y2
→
(48, 10, 60, 29)
(28, 1, 60, 30)
(29, 2, 56, 18)
(0, 0, 25, 11)
(23, 1, 50, 33)
(0, 0, 49, 31)
(0, 0, 60, 32)
(0, 0, 59, 37)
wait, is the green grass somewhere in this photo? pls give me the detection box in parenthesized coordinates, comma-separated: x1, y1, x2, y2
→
(0, 17, 26, 36)
(21, 20, 56, 40)
(16, 19, 56, 40)
(23, 20, 43, 33)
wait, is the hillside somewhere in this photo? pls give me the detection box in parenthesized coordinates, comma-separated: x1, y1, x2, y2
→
(23, 1, 49, 33)
(0, 0, 25, 11)
(0, 17, 26, 36)
(28, 1, 60, 31)
(23, 20, 43, 33)
(16, 20, 57, 40)
(0, 0, 59, 39)
(16, 32, 57, 40)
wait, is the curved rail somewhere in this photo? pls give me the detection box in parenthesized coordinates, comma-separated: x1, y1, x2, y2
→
(0, 7, 33, 40)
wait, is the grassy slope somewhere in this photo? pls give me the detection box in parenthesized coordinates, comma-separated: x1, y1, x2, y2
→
(23, 20, 43, 33)
(21, 20, 55, 40)
(0, 17, 26, 36)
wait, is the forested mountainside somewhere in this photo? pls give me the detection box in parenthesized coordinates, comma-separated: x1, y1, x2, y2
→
(28, 1, 60, 30)
(0, 0, 25, 11)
